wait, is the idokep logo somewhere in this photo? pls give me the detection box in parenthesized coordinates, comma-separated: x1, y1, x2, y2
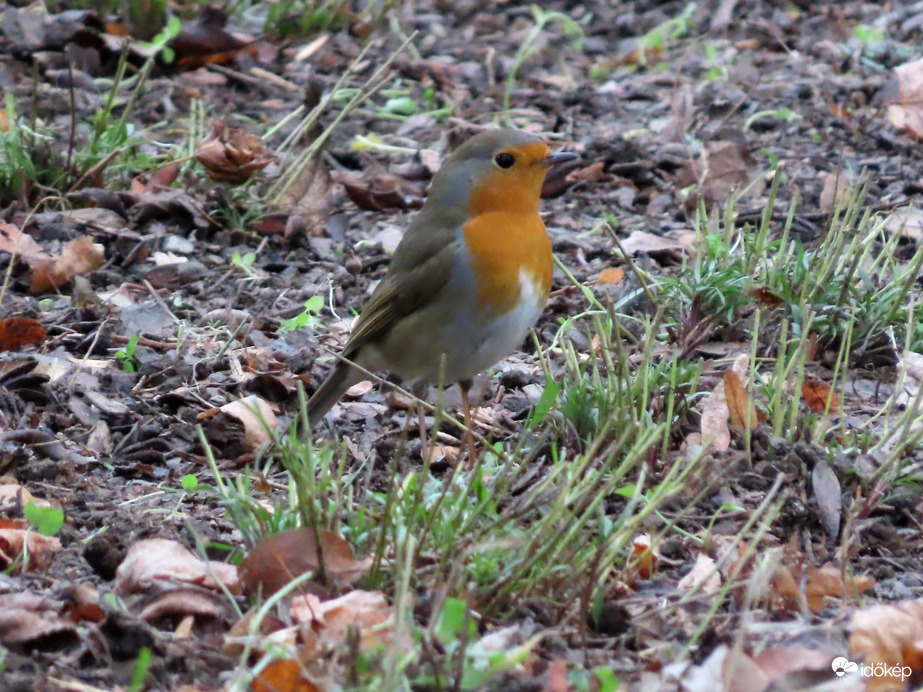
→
(831, 657, 858, 677)
(831, 656, 912, 681)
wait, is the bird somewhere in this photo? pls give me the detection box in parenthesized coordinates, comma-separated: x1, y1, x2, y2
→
(306, 128, 577, 461)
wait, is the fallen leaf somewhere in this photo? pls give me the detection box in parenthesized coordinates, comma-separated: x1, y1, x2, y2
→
(675, 137, 760, 207)
(677, 553, 721, 595)
(850, 599, 923, 691)
(238, 528, 372, 596)
(30, 236, 105, 294)
(619, 230, 695, 257)
(724, 370, 758, 431)
(195, 122, 273, 184)
(819, 170, 854, 212)
(883, 206, 923, 241)
(0, 519, 61, 571)
(630, 534, 658, 580)
(252, 659, 319, 692)
(291, 589, 409, 658)
(114, 538, 241, 595)
(748, 284, 784, 309)
(885, 56, 923, 140)
(0, 221, 47, 263)
(0, 317, 46, 351)
(218, 395, 278, 451)
(595, 267, 625, 285)
(802, 378, 840, 414)
(688, 355, 753, 454)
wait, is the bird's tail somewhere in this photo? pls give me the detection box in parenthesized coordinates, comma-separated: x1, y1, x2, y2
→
(305, 360, 357, 429)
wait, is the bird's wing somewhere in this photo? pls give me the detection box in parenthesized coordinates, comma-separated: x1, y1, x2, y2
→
(343, 220, 460, 357)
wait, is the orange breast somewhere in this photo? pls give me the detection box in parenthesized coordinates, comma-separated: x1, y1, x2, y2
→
(462, 211, 553, 314)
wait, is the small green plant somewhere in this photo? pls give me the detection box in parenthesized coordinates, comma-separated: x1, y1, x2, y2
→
(744, 108, 802, 130)
(853, 24, 885, 45)
(23, 501, 65, 537)
(502, 6, 584, 120)
(128, 647, 153, 692)
(635, 1, 697, 64)
(231, 250, 257, 276)
(115, 335, 141, 372)
(265, 0, 349, 39)
(0, 93, 67, 204)
(279, 295, 324, 333)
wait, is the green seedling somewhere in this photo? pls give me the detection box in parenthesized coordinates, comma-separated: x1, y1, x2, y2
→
(24, 501, 64, 537)
(279, 295, 324, 333)
(115, 335, 141, 372)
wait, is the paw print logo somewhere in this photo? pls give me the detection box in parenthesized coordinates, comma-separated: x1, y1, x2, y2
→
(832, 657, 858, 677)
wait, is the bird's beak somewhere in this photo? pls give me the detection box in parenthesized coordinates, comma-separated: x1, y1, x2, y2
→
(541, 151, 579, 168)
(540, 150, 580, 192)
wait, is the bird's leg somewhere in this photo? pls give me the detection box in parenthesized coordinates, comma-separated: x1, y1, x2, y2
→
(459, 378, 477, 469)
(412, 381, 431, 463)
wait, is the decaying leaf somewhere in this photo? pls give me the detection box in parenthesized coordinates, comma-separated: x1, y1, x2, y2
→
(238, 527, 372, 596)
(687, 354, 751, 452)
(818, 170, 854, 212)
(252, 659, 319, 692)
(114, 538, 241, 595)
(885, 56, 923, 140)
(630, 533, 658, 580)
(802, 378, 840, 414)
(291, 589, 410, 658)
(29, 236, 105, 294)
(724, 370, 758, 431)
(0, 317, 46, 351)
(217, 395, 278, 451)
(677, 553, 721, 595)
(0, 519, 61, 571)
(595, 267, 625, 285)
(675, 137, 760, 207)
(850, 599, 923, 691)
(195, 122, 274, 184)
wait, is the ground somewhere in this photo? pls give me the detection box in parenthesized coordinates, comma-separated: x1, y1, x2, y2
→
(1, 1, 923, 691)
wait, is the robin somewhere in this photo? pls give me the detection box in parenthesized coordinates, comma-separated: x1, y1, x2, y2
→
(306, 128, 577, 460)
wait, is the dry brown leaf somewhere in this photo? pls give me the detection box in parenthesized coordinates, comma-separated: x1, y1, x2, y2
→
(619, 230, 694, 257)
(595, 267, 625, 285)
(138, 588, 227, 624)
(238, 527, 372, 597)
(195, 122, 273, 184)
(0, 519, 61, 571)
(218, 395, 278, 451)
(291, 589, 409, 658)
(885, 56, 923, 140)
(802, 378, 840, 414)
(114, 538, 241, 595)
(805, 563, 874, 613)
(883, 206, 923, 242)
(850, 599, 923, 691)
(724, 370, 758, 431)
(819, 170, 854, 212)
(251, 659, 319, 692)
(630, 533, 658, 580)
(0, 220, 47, 263)
(29, 236, 105, 294)
(675, 138, 759, 207)
(690, 354, 751, 453)
(0, 317, 46, 351)
(677, 553, 721, 595)
(748, 284, 783, 309)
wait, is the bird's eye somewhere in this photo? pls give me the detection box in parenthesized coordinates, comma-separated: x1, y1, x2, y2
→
(494, 152, 515, 169)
